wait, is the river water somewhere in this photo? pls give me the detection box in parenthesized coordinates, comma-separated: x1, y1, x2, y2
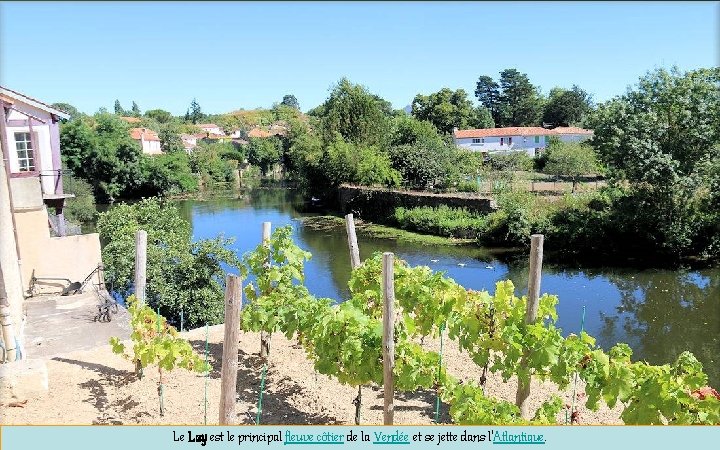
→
(173, 189, 718, 386)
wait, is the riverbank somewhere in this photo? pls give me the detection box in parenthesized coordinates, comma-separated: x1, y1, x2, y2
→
(2, 326, 622, 425)
(301, 215, 478, 247)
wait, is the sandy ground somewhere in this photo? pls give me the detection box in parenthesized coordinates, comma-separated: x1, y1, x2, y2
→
(1, 326, 622, 425)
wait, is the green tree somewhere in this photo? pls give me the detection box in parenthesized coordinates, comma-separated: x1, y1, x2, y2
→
(472, 105, 495, 129)
(389, 115, 444, 148)
(497, 69, 544, 127)
(587, 66, 720, 259)
(318, 78, 389, 146)
(281, 94, 300, 110)
(187, 98, 205, 124)
(97, 198, 239, 328)
(51, 102, 81, 121)
(138, 152, 198, 195)
(543, 142, 598, 192)
(474, 75, 502, 125)
(114, 99, 124, 115)
(411, 88, 477, 134)
(542, 85, 593, 127)
(247, 136, 283, 175)
(131, 101, 141, 117)
(145, 109, 174, 124)
(158, 126, 185, 154)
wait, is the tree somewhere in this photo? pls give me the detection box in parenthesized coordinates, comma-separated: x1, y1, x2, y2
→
(145, 109, 174, 124)
(280, 94, 300, 110)
(472, 105, 495, 129)
(131, 101, 141, 117)
(586, 66, 720, 259)
(97, 198, 239, 328)
(497, 69, 544, 127)
(411, 88, 477, 134)
(114, 99, 124, 115)
(51, 102, 81, 121)
(543, 142, 598, 192)
(475, 75, 501, 125)
(247, 136, 283, 175)
(543, 85, 593, 127)
(187, 98, 205, 124)
(389, 115, 444, 148)
(318, 78, 390, 146)
(158, 126, 185, 154)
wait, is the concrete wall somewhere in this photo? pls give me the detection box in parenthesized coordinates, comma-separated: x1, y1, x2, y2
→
(13, 207, 102, 295)
(338, 184, 496, 222)
(9, 177, 44, 210)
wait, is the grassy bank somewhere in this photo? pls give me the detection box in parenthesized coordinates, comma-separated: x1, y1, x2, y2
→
(301, 215, 476, 246)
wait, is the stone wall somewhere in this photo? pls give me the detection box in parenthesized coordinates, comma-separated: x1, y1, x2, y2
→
(338, 184, 496, 222)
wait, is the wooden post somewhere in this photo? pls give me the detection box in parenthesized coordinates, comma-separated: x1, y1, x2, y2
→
(382, 252, 395, 425)
(345, 213, 363, 425)
(134, 230, 147, 305)
(515, 234, 544, 419)
(219, 274, 242, 425)
(260, 222, 271, 358)
(344, 214, 361, 270)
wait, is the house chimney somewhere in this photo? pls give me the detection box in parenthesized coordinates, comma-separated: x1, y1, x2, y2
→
(453, 127, 458, 134)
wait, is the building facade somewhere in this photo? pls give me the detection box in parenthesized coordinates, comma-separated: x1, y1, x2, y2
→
(453, 126, 593, 157)
(0, 86, 103, 303)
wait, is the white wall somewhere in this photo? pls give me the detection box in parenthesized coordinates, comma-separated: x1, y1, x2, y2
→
(141, 140, 162, 155)
(456, 133, 591, 156)
(5, 109, 55, 194)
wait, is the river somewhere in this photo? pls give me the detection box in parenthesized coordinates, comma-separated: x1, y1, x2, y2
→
(171, 189, 719, 386)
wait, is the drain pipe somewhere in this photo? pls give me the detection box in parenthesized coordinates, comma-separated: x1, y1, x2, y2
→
(0, 266, 18, 362)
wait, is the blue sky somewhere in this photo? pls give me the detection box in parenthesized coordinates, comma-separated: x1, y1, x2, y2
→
(1, 1, 717, 115)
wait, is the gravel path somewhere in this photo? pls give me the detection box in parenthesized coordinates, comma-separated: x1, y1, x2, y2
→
(1, 326, 622, 425)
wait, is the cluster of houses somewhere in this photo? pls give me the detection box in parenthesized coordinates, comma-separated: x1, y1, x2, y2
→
(120, 117, 288, 156)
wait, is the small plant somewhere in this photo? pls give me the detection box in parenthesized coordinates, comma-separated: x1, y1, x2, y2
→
(110, 295, 209, 415)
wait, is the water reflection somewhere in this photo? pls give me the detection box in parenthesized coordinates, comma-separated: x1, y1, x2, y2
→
(177, 189, 719, 387)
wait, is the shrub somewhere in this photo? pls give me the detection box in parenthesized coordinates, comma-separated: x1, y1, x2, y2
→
(393, 205, 487, 239)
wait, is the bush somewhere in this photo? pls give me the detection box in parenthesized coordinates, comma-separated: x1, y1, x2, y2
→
(97, 198, 239, 328)
(61, 175, 97, 223)
(393, 206, 487, 239)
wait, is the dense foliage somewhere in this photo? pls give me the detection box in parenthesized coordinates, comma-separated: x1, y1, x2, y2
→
(97, 198, 239, 328)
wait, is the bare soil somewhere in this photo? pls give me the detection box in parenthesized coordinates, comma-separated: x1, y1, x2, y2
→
(1, 326, 622, 425)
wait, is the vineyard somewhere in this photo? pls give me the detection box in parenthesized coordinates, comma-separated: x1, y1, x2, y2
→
(98, 220, 720, 426)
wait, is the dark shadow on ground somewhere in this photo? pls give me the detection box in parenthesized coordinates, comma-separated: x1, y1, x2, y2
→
(370, 387, 452, 423)
(53, 357, 140, 424)
(188, 339, 342, 424)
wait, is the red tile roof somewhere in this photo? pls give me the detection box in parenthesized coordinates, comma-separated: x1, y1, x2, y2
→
(247, 128, 272, 138)
(120, 116, 141, 123)
(551, 126, 593, 135)
(197, 123, 219, 129)
(129, 127, 160, 142)
(454, 126, 592, 139)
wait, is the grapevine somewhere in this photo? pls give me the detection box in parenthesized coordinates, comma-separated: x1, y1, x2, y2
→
(110, 295, 210, 415)
(239, 232, 719, 425)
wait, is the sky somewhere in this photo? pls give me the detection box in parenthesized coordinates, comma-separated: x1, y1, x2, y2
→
(1, 1, 718, 115)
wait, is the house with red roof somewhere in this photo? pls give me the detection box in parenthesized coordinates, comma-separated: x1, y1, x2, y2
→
(129, 127, 162, 155)
(453, 126, 593, 157)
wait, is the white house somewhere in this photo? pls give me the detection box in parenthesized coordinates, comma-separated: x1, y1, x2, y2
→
(453, 126, 593, 157)
(197, 123, 222, 135)
(130, 127, 162, 155)
(180, 133, 197, 154)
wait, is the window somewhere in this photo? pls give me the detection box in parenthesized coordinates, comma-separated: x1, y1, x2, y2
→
(500, 137, 504, 145)
(14, 132, 35, 172)
(534, 136, 540, 144)
(545, 135, 551, 143)
(508, 137, 513, 145)
(472, 138, 484, 144)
